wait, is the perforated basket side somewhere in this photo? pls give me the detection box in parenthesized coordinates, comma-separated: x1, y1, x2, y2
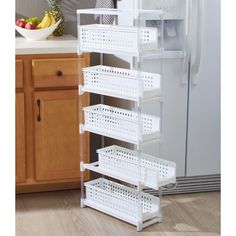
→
(85, 178, 160, 217)
(83, 66, 161, 88)
(79, 24, 158, 54)
(83, 104, 160, 143)
(96, 145, 176, 188)
(82, 66, 161, 100)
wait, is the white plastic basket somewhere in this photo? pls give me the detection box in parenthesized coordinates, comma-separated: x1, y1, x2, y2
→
(84, 178, 160, 227)
(81, 65, 161, 101)
(94, 145, 176, 189)
(78, 24, 158, 55)
(82, 104, 160, 144)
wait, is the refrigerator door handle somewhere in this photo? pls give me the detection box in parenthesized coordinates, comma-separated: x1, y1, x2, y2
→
(191, 0, 204, 85)
(182, 0, 193, 85)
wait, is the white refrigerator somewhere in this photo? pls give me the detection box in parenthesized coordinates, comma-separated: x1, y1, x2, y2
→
(104, 0, 220, 192)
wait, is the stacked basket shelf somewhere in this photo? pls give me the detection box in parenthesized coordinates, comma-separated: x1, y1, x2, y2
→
(77, 8, 176, 231)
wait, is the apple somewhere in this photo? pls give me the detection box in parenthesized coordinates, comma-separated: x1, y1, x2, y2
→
(16, 19, 26, 28)
(25, 22, 36, 30)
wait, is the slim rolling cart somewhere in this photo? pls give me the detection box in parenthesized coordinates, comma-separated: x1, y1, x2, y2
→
(77, 2, 176, 232)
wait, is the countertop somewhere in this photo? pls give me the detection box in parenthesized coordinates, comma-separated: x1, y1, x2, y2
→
(15, 34, 78, 55)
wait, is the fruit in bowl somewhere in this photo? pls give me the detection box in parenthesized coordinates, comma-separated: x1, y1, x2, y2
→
(36, 11, 56, 29)
(25, 22, 36, 30)
(26, 17, 41, 26)
(15, 12, 61, 41)
(16, 19, 27, 28)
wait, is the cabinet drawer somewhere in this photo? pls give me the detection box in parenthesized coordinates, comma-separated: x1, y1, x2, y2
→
(16, 60, 24, 89)
(32, 58, 85, 88)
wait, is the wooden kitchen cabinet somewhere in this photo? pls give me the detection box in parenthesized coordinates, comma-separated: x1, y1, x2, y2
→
(34, 90, 88, 181)
(16, 93, 26, 183)
(15, 60, 24, 88)
(32, 58, 83, 88)
(16, 53, 90, 193)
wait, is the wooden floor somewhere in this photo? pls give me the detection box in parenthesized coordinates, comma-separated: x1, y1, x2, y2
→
(16, 190, 220, 236)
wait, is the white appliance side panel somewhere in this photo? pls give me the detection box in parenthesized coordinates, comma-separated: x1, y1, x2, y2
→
(186, 0, 221, 176)
(141, 0, 187, 19)
(141, 59, 188, 177)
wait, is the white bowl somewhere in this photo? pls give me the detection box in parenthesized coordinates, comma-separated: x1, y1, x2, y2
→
(15, 19, 61, 41)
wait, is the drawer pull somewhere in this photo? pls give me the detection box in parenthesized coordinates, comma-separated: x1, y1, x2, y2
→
(37, 99, 41, 122)
(56, 70, 63, 77)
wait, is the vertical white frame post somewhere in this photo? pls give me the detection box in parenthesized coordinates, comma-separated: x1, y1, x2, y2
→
(99, 15, 105, 149)
(77, 11, 86, 208)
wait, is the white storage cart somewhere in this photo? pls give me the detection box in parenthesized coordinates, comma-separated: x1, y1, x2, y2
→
(77, 7, 176, 232)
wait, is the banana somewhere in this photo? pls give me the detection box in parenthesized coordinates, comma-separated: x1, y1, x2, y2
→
(36, 11, 51, 29)
(49, 13, 56, 27)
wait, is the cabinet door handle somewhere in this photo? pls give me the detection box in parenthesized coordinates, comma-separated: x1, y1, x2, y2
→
(37, 99, 41, 122)
(56, 70, 63, 77)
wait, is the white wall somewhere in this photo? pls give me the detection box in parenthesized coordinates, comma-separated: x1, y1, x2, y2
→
(16, 0, 48, 19)
(16, 0, 96, 37)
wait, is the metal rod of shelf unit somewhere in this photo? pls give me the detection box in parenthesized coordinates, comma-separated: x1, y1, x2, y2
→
(136, 6, 144, 227)
(99, 15, 105, 150)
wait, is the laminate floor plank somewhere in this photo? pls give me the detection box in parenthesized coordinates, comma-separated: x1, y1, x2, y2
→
(16, 191, 220, 236)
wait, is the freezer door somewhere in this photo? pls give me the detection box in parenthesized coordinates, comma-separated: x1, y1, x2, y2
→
(186, 0, 221, 176)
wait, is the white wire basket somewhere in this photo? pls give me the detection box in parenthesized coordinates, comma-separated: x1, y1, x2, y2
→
(84, 178, 160, 227)
(83, 145, 176, 190)
(80, 65, 161, 101)
(78, 24, 159, 55)
(81, 104, 160, 144)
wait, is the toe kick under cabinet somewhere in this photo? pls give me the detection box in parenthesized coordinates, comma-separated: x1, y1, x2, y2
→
(16, 53, 90, 193)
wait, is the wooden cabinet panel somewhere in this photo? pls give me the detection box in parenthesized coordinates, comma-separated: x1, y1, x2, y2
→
(16, 60, 24, 89)
(16, 53, 90, 193)
(32, 58, 84, 88)
(16, 93, 26, 183)
(34, 90, 89, 181)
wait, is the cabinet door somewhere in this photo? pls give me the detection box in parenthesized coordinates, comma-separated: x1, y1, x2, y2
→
(16, 60, 24, 89)
(34, 90, 89, 181)
(16, 93, 26, 183)
(186, 0, 220, 176)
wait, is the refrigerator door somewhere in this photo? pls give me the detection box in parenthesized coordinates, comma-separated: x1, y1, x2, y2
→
(109, 0, 189, 177)
(140, 0, 188, 177)
(186, 0, 221, 176)
(141, 58, 188, 177)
